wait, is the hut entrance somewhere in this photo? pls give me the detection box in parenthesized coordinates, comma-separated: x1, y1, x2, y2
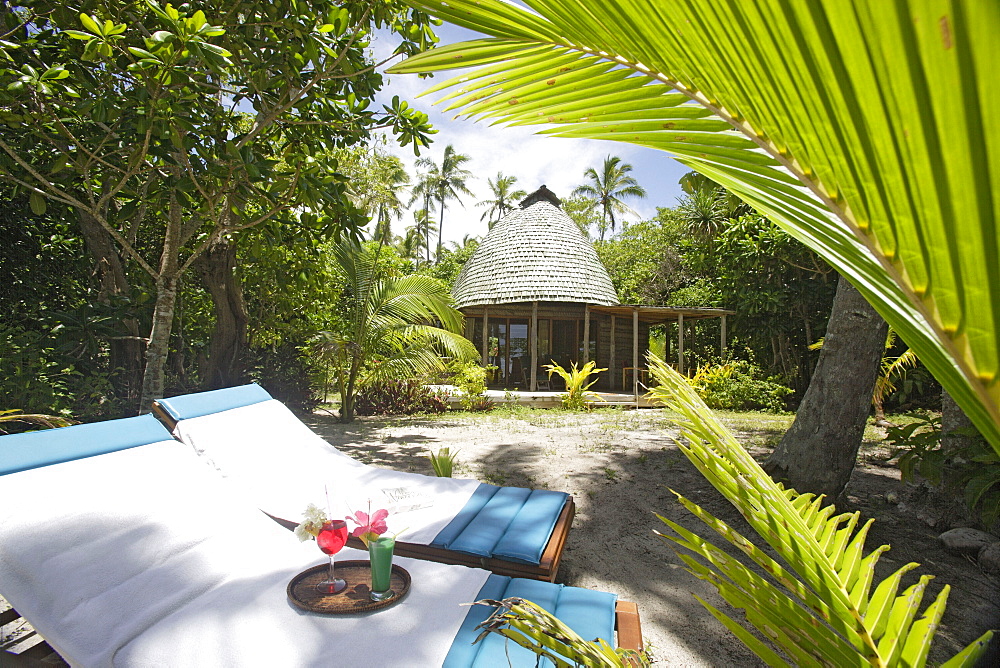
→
(465, 315, 602, 388)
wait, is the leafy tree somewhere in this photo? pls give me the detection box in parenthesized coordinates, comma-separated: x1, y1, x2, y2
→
(314, 239, 478, 422)
(476, 171, 526, 227)
(418, 236, 478, 286)
(0, 0, 437, 410)
(594, 211, 688, 305)
(342, 149, 411, 244)
(572, 155, 647, 240)
(415, 143, 473, 262)
(560, 194, 602, 239)
(713, 214, 836, 388)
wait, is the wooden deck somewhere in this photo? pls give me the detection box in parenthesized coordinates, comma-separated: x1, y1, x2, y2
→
(430, 386, 657, 409)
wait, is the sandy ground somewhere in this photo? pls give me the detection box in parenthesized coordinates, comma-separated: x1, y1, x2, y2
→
(303, 406, 1000, 667)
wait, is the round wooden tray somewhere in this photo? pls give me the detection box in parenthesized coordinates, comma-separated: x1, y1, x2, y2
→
(287, 560, 411, 614)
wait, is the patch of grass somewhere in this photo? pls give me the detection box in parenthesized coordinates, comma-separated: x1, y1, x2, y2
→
(603, 466, 619, 482)
(481, 470, 508, 486)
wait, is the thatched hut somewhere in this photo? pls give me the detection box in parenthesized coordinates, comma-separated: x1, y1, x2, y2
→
(453, 186, 731, 395)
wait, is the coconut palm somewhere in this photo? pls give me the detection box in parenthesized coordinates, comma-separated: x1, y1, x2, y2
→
(572, 155, 647, 240)
(416, 144, 473, 262)
(389, 0, 999, 664)
(366, 157, 410, 244)
(409, 170, 438, 264)
(477, 172, 527, 228)
(314, 239, 478, 423)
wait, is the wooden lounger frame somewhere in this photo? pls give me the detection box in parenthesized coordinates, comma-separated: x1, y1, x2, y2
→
(1, 600, 642, 665)
(153, 400, 575, 582)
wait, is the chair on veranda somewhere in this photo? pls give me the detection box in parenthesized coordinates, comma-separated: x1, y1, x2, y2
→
(152, 384, 574, 582)
(0, 417, 641, 666)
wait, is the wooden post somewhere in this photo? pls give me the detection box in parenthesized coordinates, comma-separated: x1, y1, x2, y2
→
(721, 314, 727, 356)
(632, 308, 639, 401)
(530, 301, 538, 391)
(609, 314, 616, 391)
(481, 308, 489, 367)
(582, 305, 590, 364)
(677, 313, 685, 376)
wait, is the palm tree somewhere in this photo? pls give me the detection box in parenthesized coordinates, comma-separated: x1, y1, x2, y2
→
(678, 172, 754, 241)
(476, 172, 526, 228)
(409, 170, 438, 264)
(389, 1, 999, 664)
(366, 157, 410, 245)
(416, 144, 473, 263)
(572, 156, 647, 240)
(313, 239, 478, 423)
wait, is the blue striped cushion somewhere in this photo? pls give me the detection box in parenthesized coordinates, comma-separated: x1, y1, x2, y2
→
(433, 485, 570, 564)
(443, 575, 617, 667)
(0, 415, 173, 476)
(154, 384, 273, 421)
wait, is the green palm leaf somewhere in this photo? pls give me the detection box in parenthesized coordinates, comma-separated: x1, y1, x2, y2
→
(645, 356, 992, 666)
(388, 0, 1000, 453)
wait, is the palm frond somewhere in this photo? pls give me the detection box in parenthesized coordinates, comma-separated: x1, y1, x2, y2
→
(388, 0, 1000, 453)
(644, 355, 992, 666)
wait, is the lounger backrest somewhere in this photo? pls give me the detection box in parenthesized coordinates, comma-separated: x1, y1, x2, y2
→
(154, 383, 273, 422)
(0, 414, 173, 476)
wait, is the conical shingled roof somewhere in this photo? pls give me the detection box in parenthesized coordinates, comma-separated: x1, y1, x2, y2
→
(452, 186, 619, 308)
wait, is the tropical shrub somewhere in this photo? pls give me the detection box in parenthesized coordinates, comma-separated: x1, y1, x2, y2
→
(889, 414, 1000, 527)
(687, 361, 792, 413)
(543, 360, 606, 410)
(354, 380, 448, 416)
(449, 361, 494, 411)
(428, 446, 460, 477)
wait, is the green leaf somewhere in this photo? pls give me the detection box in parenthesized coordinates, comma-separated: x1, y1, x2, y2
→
(78, 13, 102, 36)
(28, 192, 46, 215)
(128, 47, 161, 61)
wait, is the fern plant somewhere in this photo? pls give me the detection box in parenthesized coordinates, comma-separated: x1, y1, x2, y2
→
(645, 355, 993, 667)
(543, 360, 607, 410)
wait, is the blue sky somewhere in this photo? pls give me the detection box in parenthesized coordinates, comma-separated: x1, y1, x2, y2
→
(369, 22, 691, 245)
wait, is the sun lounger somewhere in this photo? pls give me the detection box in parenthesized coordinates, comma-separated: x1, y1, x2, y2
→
(152, 384, 575, 582)
(0, 417, 640, 666)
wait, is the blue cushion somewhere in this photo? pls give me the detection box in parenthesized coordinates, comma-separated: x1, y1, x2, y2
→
(493, 490, 569, 564)
(155, 384, 273, 421)
(0, 415, 173, 476)
(445, 486, 532, 557)
(444, 574, 618, 667)
(432, 485, 570, 565)
(442, 575, 510, 668)
(431, 484, 500, 548)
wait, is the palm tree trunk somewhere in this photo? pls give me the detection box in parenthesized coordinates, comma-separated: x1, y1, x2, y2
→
(764, 277, 887, 498)
(436, 194, 445, 264)
(339, 353, 363, 423)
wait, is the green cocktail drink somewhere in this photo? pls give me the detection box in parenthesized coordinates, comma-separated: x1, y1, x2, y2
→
(368, 536, 395, 601)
